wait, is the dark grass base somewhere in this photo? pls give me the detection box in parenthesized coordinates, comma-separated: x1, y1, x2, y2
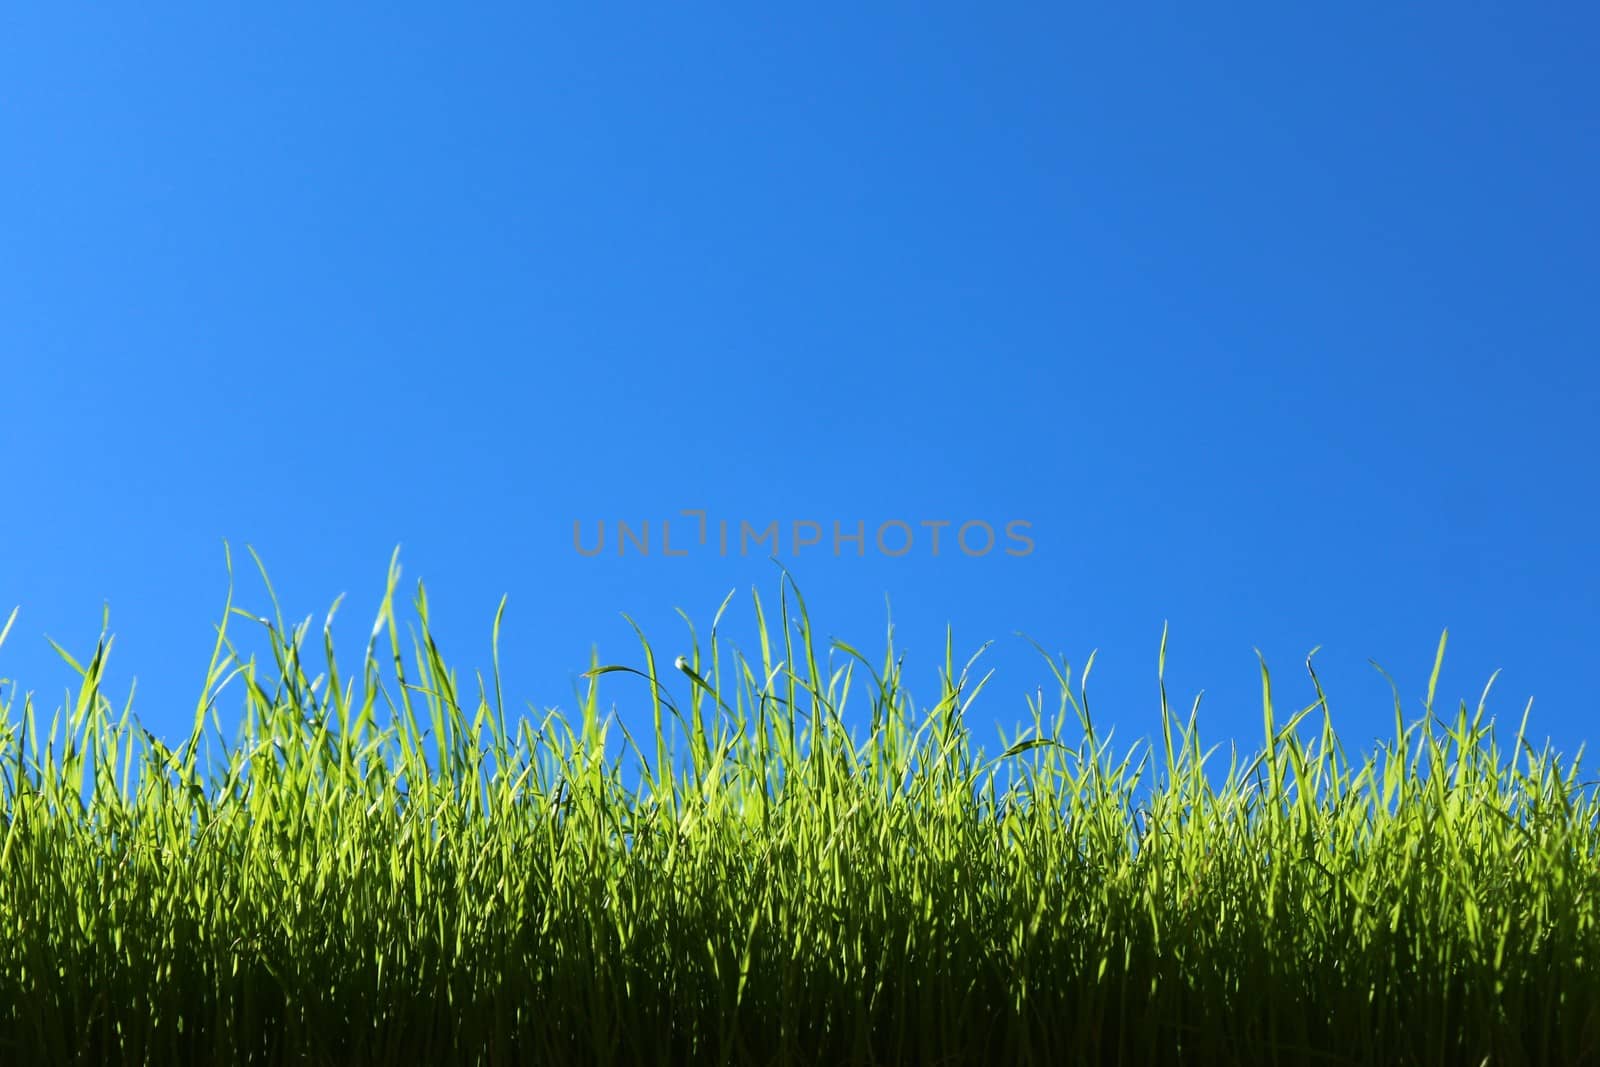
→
(8, 958, 1598, 1065)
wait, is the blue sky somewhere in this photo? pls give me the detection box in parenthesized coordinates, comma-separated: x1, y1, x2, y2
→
(2, 5, 1596, 779)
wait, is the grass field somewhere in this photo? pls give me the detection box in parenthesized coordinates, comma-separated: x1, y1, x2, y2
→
(1, 551, 1596, 1065)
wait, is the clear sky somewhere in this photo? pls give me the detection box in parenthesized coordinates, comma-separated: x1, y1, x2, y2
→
(3, 5, 1596, 778)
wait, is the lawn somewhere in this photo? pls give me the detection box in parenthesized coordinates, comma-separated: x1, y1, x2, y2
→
(1, 551, 1596, 1065)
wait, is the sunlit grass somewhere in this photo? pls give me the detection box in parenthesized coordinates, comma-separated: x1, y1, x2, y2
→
(0, 549, 1596, 1065)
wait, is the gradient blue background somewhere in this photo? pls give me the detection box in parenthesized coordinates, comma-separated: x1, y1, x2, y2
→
(3, 5, 1596, 775)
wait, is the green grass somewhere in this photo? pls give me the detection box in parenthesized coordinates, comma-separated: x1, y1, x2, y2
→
(0, 549, 1596, 1066)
